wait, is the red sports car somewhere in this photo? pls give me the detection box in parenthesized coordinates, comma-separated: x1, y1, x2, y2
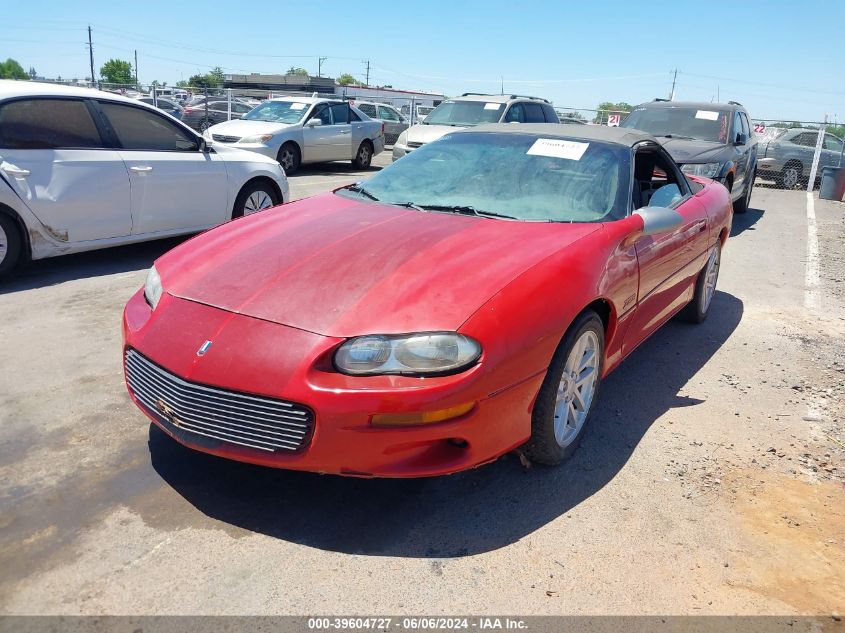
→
(123, 124, 731, 477)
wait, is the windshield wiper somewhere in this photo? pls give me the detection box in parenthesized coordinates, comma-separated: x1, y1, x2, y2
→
(415, 204, 520, 220)
(393, 201, 426, 211)
(345, 184, 379, 201)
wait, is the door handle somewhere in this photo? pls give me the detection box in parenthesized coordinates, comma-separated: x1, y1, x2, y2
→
(129, 166, 153, 173)
(3, 166, 31, 177)
(340, 130, 351, 135)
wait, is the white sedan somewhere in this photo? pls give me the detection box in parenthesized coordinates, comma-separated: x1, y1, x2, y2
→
(0, 81, 288, 278)
(203, 96, 385, 175)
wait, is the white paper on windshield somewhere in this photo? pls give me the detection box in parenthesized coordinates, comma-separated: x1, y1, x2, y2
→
(695, 110, 719, 121)
(290, 103, 307, 110)
(527, 138, 589, 161)
(484, 102, 500, 110)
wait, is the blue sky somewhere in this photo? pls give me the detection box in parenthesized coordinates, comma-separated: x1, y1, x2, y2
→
(4, 0, 843, 123)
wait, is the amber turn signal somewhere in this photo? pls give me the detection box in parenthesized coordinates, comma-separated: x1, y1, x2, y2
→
(370, 402, 476, 427)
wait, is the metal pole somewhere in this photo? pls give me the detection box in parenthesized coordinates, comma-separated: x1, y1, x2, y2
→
(87, 26, 96, 89)
(204, 87, 209, 128)
(227, 88, 232, 121)
(134, 49, 138, 88)
(670, 68, 677, 101)
(807, 115, 827, 193)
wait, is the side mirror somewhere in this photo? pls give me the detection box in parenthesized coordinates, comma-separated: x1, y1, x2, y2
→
(735, 132, 747, 146)
(633, 206, 684, 237)
(307, 118, 322, 127)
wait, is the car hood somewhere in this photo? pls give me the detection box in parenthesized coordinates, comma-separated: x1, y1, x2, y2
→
(656, 138, 730, 164)
(405, 124, 462, 145)
(207, 118, 297, 136)
(159, 193, 599, 337)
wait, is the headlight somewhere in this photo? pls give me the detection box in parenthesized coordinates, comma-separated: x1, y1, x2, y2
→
(144, 265, 163, 310)
(395, 130, 408, 146)
(239, 134, 273, 144)
(681, 162, 723, 178)
(334, 332, 481, 376)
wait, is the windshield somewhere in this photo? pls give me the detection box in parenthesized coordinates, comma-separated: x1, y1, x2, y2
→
(242, 101, 309, 124)
(338, 132, 630, 222)
(622, 106, 730, 143)
(423, 100, 505, 126)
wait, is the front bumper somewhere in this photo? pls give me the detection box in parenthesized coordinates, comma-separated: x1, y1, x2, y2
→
(123, 291, 539, 477)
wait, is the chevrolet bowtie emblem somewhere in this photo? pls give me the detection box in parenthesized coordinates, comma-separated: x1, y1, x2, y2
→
(197, 340, 213, 356)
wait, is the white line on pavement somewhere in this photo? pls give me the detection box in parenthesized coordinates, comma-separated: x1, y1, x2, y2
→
(805, 192, 820, 311)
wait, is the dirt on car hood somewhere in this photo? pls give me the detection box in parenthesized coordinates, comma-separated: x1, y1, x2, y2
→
(158, 193, 598, 337)
(657, 137, 731, 164)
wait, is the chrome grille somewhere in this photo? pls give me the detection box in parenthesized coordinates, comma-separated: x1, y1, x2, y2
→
(212, 134, 241, 143)
(125, 349, 313, 452)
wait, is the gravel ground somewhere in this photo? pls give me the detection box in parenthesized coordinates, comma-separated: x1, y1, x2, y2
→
(0, 180, 842, 618)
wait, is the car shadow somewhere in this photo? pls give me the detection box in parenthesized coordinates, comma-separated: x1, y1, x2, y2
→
(0, 237, 186, 295)
(148, 291, 744, 557)
(730, 207, 764, 237)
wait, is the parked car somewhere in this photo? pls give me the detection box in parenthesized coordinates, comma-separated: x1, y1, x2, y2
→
(0, 81, 288, 278)
(756, 127, 844, 189)
(354, 101, 408, 144)
(204, 97, 385, 175)
(392, 93, 560, 160)
(123, 123, 731, 477)
(137, 97, 183, 119)
(181, 100, 254, 132)
(621, 99, 757, 213)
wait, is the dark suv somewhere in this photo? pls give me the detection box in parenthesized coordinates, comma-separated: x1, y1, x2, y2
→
(621, 100, 757, 213)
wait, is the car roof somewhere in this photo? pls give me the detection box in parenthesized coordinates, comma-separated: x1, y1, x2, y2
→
(449, 93, 550, 104)
(355, 101, 397, 108)
(269, 96, 339, 105)
(467, 123, 657, 147)
(635, 99, 742, 112)
(0, 79, 153, 106)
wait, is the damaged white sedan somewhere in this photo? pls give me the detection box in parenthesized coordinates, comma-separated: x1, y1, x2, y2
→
(0, 81, 288, 278)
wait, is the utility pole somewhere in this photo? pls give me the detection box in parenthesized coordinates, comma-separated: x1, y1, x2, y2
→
(670, 68, 677, 101)
(501, 76, 504, 95)
(134, 49, 139, 88)
(318, 56, 327, 78)
(364, 59, 370, 87)
(87, 25, 96, 88)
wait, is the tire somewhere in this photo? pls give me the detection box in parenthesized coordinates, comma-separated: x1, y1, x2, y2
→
(0, 213, 23, 279)
(277, 142, 301, 175)
(199, 118, 214, 132)
(524, 311, 605, 466)
(733, 168, 754, 214)
(678, 241, 721, 324)
(352, 140, 374, 170)
(232, 181, 279, 219)
(778, 162, 802, 190)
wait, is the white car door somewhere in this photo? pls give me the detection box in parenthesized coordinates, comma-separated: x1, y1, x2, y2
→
(0, 97, 132, 241)
(96, 100, 228, 235)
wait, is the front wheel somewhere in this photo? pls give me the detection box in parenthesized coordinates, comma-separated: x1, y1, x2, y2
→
(778, 163, 802, 190)
(524, 311, 604, 465)
(352, 141, 373, 170)
(678, 241, 721, 323)
(277, 142, 301, 175)
(232, 181, 279, 219)
(733, 169, 754, 214)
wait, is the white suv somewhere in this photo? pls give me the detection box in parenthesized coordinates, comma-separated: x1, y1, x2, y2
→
(0, 81, 288, 278)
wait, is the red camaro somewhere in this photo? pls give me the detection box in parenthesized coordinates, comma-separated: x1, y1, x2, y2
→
(123, 124, 731, 477)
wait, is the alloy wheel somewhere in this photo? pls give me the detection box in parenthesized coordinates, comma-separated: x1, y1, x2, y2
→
(553, 330, 600, 448)
(0, 223, 7, 265)
(702, 246, 721, 312)
(782, 166, 800, 189)
(279, 149, 295, 172)
(243, 190, 273, 215)
(358, 145, 371, 167)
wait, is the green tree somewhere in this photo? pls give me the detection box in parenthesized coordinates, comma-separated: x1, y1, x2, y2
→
(208, 66, 224, 86)
(594, 101, 633, 124)
(100, 58, 133, 85)
(0, 58, 28, 80)
(286, 66, 309, 77)
(188, 67, 224, 89)
(336, 73, 357, 86)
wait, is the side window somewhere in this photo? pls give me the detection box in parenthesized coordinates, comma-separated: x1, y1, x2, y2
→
(795, 132, 819, 147)
(632, 148, 687, 210)
(358, 104, 376, 117)
(733, 112, 744, 142)
(824, 134, 843, 152)
(523, 103, 546, 123)
(310, 104, 331, 125)
(541, 104, 559, 122)
(99, 102, 198, 151)
(378, 106, 400, 121)
(504, 103, 525, 123)
(739, 112, 751, 137)
(329, 104, 349, 125)
(0, 98, 103, 149)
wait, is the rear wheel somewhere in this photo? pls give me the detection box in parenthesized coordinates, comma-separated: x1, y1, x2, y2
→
(0, 214, 23, 279)
(678, 241, 721, 323)
(524, 311, 604, 465)
(277, 142, 301, 175)
(232, 181, 279, 219)
(352, 140, 373, 170)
